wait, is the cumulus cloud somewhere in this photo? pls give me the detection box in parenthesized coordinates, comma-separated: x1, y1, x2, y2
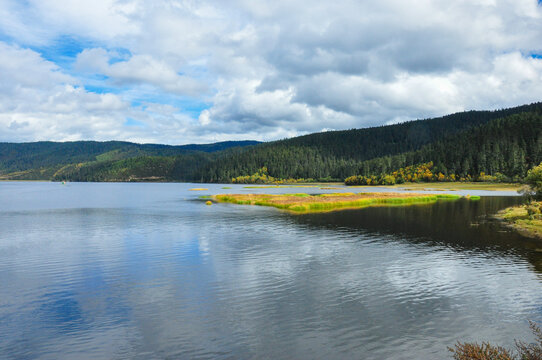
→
(0, 0, 542, 144)
(75, 48, 207, 96)
(0, 42, 211, 144)
(0, 0, 138, 45)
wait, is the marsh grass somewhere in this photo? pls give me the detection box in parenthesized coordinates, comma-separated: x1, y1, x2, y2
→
(212, 192, 461, 213)
(347, 182, 519, 192)
(189, 188, 208, 191)
(497, 201, 542, 239)
(390, 182, 520, 192)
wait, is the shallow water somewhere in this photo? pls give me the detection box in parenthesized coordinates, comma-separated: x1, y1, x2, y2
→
(0, 182, 540, 359)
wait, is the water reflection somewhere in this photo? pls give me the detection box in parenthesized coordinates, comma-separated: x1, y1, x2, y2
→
(0, 183, 540, 359)
(291, 197, 542, 272)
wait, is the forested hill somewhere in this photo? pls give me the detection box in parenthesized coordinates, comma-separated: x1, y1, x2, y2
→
(1, 102, 541, 182)
(0, 140, 259, 174)
(195, 103, 542, 182)
(269, 102, 542, 161)
(346, 112, 542, 181)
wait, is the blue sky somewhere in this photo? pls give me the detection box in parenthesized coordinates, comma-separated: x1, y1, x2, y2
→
(31, 34, 212, 125)
(0, 0, 542, 144)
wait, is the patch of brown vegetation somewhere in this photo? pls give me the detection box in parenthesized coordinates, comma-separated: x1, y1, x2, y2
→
(260, 192, 426, 205)
(212, 192, 461, 213)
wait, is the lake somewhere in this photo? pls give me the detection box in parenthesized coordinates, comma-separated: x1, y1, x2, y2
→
(0, 182, 541, 359)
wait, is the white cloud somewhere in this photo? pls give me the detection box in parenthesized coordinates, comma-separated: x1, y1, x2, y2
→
(75, 48, 207, 95)
(0, 42, 213, 144)
(0, 0, 138, 45)
(1, 0, 542, 143)
(0, 43, 70, 93)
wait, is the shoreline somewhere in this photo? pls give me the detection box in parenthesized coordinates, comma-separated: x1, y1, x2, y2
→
(0, 179, 521, 189)
(495, 202, 542, 240)
(356, 182, 521, 192)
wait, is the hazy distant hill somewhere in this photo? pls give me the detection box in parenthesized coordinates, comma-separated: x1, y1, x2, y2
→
(0, 140, 259, 175)
(1, 103, 541, 182)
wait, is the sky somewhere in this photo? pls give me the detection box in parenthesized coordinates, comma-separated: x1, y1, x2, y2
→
(0, 0, 542, 145)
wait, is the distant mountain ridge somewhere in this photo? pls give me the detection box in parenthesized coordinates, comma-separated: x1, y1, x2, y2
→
(0, 140, 260, 175)
(0, 102, 541, 182)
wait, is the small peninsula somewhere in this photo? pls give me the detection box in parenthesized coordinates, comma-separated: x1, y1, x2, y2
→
(497, 201, 542, 239)
(211, 192, 462, 213)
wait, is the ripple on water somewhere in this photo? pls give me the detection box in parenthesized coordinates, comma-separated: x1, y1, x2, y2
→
(0, 183, 540, 359)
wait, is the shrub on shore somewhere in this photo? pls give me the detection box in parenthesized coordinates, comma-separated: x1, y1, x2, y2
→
(524, 162, 542, 200)
(344, 162, 514, 186)
(449, 321, 542, 360)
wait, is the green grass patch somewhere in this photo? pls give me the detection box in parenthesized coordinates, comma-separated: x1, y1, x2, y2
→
(496, 202, 542, 239)
(435, 194, 462, 200)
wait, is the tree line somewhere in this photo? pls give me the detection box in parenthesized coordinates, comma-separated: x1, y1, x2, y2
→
(1, 102, 540, 183)
(195, 110, 541, 183)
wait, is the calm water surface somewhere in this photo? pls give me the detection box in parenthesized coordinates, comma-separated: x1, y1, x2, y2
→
(0, 182, 541, 359)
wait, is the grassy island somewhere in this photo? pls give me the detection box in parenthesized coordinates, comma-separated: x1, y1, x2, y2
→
(497, 201, 542, 239)
(212, 192, 462, 213)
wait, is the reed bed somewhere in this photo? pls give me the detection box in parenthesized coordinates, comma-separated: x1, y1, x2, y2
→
(212, 192, 461, 213)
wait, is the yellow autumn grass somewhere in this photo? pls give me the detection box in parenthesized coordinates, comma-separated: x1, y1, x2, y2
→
(212, 192, 461, 213)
